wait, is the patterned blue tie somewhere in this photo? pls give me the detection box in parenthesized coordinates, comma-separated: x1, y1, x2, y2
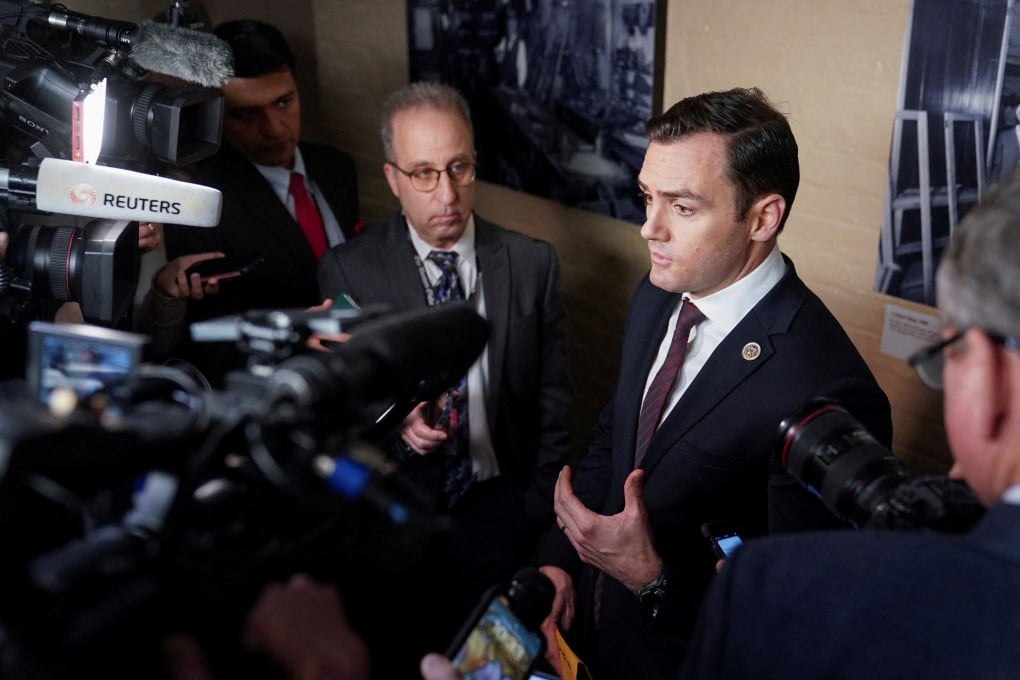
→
(427, 251, 472, 506)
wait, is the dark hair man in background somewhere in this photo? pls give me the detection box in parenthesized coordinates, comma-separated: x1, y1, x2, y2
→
(537, 88, 893, 679)
(162, 20, 360, 378)
(679, 169, 1020, 679)
(317, 81, 570, 675)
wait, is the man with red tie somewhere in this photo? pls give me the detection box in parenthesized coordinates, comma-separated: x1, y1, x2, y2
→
(162, 20, 360, 379)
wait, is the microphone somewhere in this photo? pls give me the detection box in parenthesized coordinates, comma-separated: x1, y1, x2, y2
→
(47, 10, 233, 87)
(267, 304, 490, 410)
(1, 158, 222, 227)
(129, 21, 234, 88)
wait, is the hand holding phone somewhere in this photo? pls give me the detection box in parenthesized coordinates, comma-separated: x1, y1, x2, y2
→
(184, 251, 264, 282)
(446, 568, 554, 680)
(700, 521, 744, 560)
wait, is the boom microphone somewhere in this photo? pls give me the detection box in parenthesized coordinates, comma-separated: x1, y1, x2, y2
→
(268, 304, 490, 411)
(47, 10, 233, 87)
(1, 158, 222, 227)
(128, 21, 234, 88)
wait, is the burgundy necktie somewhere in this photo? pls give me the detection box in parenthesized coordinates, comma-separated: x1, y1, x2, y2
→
(633, 299, 706, 467)
(592, 299, 705, 627)
(289, 172, 327, 259)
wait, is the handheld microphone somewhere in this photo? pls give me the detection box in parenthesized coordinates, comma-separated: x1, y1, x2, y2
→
(47, 11, 233, 87)
(1, 158, 222, 227)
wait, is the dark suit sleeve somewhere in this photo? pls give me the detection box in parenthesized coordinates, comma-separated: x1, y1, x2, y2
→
(523, 244, 573, 527)
(678, 553, 742, 680)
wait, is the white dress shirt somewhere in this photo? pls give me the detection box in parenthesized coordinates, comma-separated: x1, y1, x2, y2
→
(642, 245, 788, 429)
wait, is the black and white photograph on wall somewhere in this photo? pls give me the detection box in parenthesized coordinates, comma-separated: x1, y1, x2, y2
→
(875, 0, 1014, 306)
(405, 0, 665, 224)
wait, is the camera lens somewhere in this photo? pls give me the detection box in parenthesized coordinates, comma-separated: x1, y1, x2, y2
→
(777, 397, 910, 528)
(4, 220, 138, 324)
(9, 224, 84, 303)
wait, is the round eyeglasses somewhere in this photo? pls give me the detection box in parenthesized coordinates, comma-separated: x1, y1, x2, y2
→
(387, 161, 477, 192)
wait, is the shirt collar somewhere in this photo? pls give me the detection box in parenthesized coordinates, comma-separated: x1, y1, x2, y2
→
(687, 245, 786, 332)
(406, 214, 477, 263)
(1001, 483, 1020, 505)
(253, 146, 307, 193)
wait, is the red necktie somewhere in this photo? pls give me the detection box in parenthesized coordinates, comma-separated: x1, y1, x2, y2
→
(634, 299, 706, 466)
(289, 172, 327, 259)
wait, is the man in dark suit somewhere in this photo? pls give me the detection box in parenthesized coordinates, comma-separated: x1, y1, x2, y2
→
(678, 170, 1020, 679)
(317, 81, 570, 673)
(539, 88, 892, 680)
(160, 20, 359, 375)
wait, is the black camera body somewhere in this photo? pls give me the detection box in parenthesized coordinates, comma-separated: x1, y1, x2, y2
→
(0, 1, 226, 329)
(0, 304, 489, 678)
(778, 397, 984, 533)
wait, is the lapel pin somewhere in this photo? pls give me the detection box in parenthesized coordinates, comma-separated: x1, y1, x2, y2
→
(741, 342, 762, 361)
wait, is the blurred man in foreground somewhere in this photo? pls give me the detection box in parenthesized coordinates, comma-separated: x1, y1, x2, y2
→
(679, 169, 1020, 678)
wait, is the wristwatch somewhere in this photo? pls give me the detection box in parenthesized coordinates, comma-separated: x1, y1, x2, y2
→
(636, 567, 668, 621)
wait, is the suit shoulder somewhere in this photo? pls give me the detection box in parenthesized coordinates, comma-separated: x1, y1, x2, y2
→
(300, 141, 355, 166)
(477, 218, 557, 255)
(326, 217, 394, 257)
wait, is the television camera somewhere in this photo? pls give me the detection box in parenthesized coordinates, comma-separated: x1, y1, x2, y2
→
(778, 397, 985, 532)
(0, 302, 490, 678)
(0, 0, 229, 327)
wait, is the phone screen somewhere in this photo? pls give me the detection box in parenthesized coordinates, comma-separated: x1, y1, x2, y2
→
(449, 593, 543, 680)
(713, 533, 744, 558)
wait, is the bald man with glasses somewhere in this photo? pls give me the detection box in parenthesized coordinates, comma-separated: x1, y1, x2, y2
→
(317, 81, 570, 677)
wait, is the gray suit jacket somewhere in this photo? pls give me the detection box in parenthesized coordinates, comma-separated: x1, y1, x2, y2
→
(317, 212, 571, 530)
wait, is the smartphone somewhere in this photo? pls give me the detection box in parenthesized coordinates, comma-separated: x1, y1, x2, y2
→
(700, 521, 744, 560)
(184, 252, 264, 282)
(446, 587, 544, 680)
(330, 292, 361, 310)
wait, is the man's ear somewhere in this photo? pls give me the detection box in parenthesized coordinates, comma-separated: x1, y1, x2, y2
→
(383, 163, 401, 199)
(964, 328, 1010, 443)
(749, 193, 786, 243)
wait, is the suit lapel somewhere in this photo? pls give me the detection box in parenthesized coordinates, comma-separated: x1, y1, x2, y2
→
(380, 215, 433, 310)
(213, 152, 316, 266)
(475, 218, 509, 426)
(637, 265, 805, 476)
(615, 284, 678, 475)
(302, 142, 355, 237)
(638, 314, 775, 474)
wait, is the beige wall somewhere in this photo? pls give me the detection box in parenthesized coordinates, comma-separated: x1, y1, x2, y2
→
(90, 0, 951, 470)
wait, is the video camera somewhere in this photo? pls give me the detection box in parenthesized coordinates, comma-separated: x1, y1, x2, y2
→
(777, 397, 984, 532)
(0, 302, 490, 678)
(0, 1, 229, 327)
